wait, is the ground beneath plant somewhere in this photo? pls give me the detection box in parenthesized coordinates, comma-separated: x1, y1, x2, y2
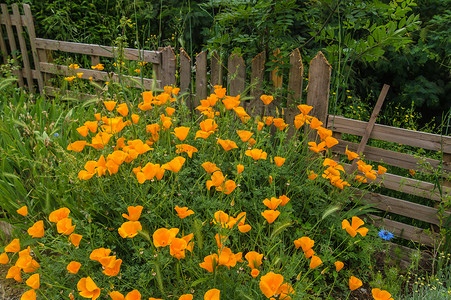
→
(0, 264, 22, 300)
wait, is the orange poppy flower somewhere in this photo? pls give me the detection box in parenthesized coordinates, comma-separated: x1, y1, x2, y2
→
(0, 253, 9, 264)
(273, 118, 288, 131)
(309, 117, 323, 129)
(67, 141, 87, 152)
(77, 125, 89, 137)
(162, 156, 186, 173)
(236, 130, 253, 142)
(217, 139, 238, 151)
(26, 273, 40, 289)
(122, 206, 143, 221)
(248, 138, 256, 146)
(69, 233, 82, 247)
(6, 265, 22, 282)
(200, 119, 218, 132)
(251, 269, 260, 278)
(260, 95, 274, 105)
(245, 251, 263, 269)
(57, 218, 76, 235)
(204, 289, 220, 300)
(77, 277, 101, 300)
(308, 170, 318, 180)
(89, 248, 111, 262)
(372, 288, 393, 300)
(174, 206, 195, 219)
(309, 255, 322, 269)
(345, 149, 360, 161)
(257, 121, 264, 131)
(378, 165, 387, 175)
(94, 113, 101, 121)
(199, 254, 218, 273)
(220, 180, 237, 195)
(214, 85, 226, 98)
(169, 237, 188, 260)
(274, 157, 285, 167)
(349, 276, 363, 291)
(27, 220, 45, 238)
(279, 195, 290, 206)
(153, 228, 179, 247)
(297, 104, 313, 115)
(237, 164, 244, 174)
(108, 291, 125, 300)
(294, 114, 308, 129)
(308, 141, 326, 153)
(342, 216, 368, 237)
(131, 114, 140, 124)
(202, 162, 220, 174)
(173, 127, 190, 141)
(268, 175, 273, 184)
(179, 294, 193, 300)
(17, 206, 28, 216)
(118, 221, 142, 238)
(335, 261, 344, 272)
(263, 197, 282, 210)
(261, 210, 280, 224)
(222, 95, 240, 109)
(245, 149, 267, 160)
(259, 272, 284, 298)
(5, 239, 20, 253)
(218, 247, 241, 268)
(206, 171, 225, 190)
(176, 144, 198, 158)
(99, 256, 122, 277)
(21, 289, 35, 300)
(165, 106, 176, 116)
(103, 101, 117, 111)
(67, 261, 81, 274)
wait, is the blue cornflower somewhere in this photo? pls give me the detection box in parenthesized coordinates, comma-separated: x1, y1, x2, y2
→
(53, 133, 59, 137)
(378, 229, 394, 241)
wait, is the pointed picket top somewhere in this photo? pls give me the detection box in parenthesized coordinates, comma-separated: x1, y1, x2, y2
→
(306, 51, 331, 127)
(248, 51, 266, 115)
(286, 48, 303, 138)
(195, 51, 207, 107)
(160, 46, 176, 88)
(211, 51, 223, 87)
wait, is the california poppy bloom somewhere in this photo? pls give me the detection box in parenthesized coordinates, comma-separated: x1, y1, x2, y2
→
(118, 221, 142, 238)
(251, 269, 260, 278)
(245, 251, 263, 269)
(236, 130, 253, 142)
(204, 289, 220, 300)
(263, 197, 282, 210)
(335, 261, 344, 272)
(116, 103, 129, 117)
(17, 206, 28, 216)
(214, 85, 226, 98)
(76, 125, 89, 137)
(122, 205, 143, 221)
(6, 265, 22, 282)
(308, 170, 318, 180)
(273, 118, 288, 131)
(67, 261, 81, 274)
(309, 117, 323, 129)
(25, 273, 40, 289)
(0, 253, 9, 264)
(372, 288, 393, 300)
(5, 239, 20, 253)
(173, 127, 190, 141)
(378, 165, 387, 175)
(176, 144, 198, 158)
(261, 210, 280, 224)
(169, 237, 188, 260)
(308, 141, 326, 153)
(222, 95, 240, 110)
(297, 104, 313, 115)
(349, 276, 363, 291)
(67, 141, 87, 152)
(274, 157, 285, 167)
(245, 149, 267, 160)
(27, 220, 44, 238)
(99, 256, 122, 277)
(237, 164, 244, 174)
(260, 95, 273, 105)
(20, 289, 35, 300)
(57, 218, 76, 235)
(345, 149, 360, 161)
(199, 253, 218, 273)
(259, 272, 284, 298)
(153, 228, 179, 247)
(202, 162, 220, 174)
(217, 139, 238, 151)
(179, 294, 193, 300)
(89, 248, 111, 261)
(309, 255, 322, 269)
(103, 101, 117, 111)
(162, 156, 186, 173)
(175, 206, 194, 219)
(342, 216, 368, 237)
(77, 277, 101, 300)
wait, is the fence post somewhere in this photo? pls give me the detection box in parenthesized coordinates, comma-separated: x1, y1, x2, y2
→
(195, 51, 207, 108)
(248, 51, 266, 115)
(286, 48, 303, 138)
(306, 51, 331, 133)
(211, 51, 222, 87)
(22, 4, 44, 94)
(179, 48, 191, 109)
(159, 46, 176, 88)
(227, 53, 245, 97)
(1, 4, 24, 87)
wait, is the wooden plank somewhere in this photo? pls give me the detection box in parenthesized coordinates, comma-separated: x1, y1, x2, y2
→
(342, 162, 450, 201)
(384, 242, 432, 270)
(271, 48, 283, 89)
(22, 4, 44, 94)
(354, 189, 448, 225)
(0, 23, 8, 64)
(368, 214, 439, 246)
(327, 115, 451, 153)
(248, 51, 265, 116)
(35, 38, 160, 64)
(179, 49, 191, 93)
(39, 63, 159, 90)
(349, 84, 389, 173)
(0, 12, 27, 27)
(286, 48, 303, 138)
(11, 4, 33, 93)
(333, 138, 451, 173)
(1, 4, 23, 87)
(227, 53, 245, 97)
(210, 51, 222, 87)
(306, 51, 331, 125)
(160, 46, 176, 87)
(195, 51, 207, 106)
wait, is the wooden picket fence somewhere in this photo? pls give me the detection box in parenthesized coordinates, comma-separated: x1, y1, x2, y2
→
(1, 3, 451, 265)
